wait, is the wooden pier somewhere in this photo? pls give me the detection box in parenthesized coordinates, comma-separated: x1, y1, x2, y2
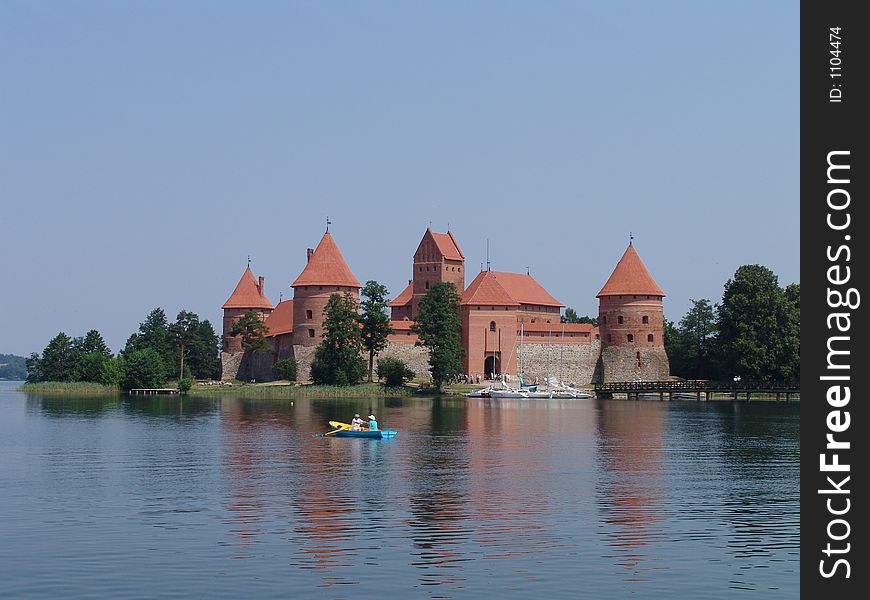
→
(594, 380, 799, 402)
(129, 388, 180, 396)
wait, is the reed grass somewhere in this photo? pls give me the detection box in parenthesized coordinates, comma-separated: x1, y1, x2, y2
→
(189, 382, 415, 399)
(18, 382, 121, 396)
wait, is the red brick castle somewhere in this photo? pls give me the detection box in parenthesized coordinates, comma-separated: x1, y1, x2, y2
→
(221, 229, 669, 383)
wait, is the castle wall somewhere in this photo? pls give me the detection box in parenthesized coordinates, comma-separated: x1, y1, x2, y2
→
(222, 307, 271, 353)
(220, 348, 274, 382)
(519, 340, 601, 385)
(292, 285, 359, 346)
(598, 295, 665, 348)
(376, 342, 431, 382)
(598, 346, 670, 383)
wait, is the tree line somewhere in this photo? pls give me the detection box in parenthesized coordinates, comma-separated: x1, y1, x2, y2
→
(25, 308, 220, 390)
(665, 265, 799, 382)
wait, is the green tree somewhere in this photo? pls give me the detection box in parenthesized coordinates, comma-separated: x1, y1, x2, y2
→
(77, 352, 109, 383)
(25, 352, 43, 383)
(310, 293, 366, 385)
(40, 332, 78, 382)
(778, 283, 801, 381)
(177, 377, 194, 394)
(122, 348, 167, 390)
(273, 357, 298, 381)
(377, 357, 415, 387)
(561, 308, 597, 324)
(186, 320, 220, 379)
(230, 311, 269, 351)
(716, 265, 798, 381)
(359, 280, 393, 381)
(411, 282, 463, 392)
(100, 356, 127, 387)
(124, 308, 176, 376)
(79, 330, 112, 357)
(170, 310, 201, 379)
(677, 299, 717, 380)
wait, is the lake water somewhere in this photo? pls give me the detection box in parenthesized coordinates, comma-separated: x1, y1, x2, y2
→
(0, 380, 799, 598)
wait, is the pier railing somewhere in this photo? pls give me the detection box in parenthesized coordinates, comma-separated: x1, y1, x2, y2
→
(594, 380, 799, 401)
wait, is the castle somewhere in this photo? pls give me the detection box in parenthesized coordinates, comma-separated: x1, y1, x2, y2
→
(220, 228, 670, 384)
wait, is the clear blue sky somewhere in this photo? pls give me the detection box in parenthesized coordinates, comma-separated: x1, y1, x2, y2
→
(0, 1, 798, 356)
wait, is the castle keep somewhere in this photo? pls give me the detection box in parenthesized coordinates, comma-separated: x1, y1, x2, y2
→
(220, 229, 669, 383)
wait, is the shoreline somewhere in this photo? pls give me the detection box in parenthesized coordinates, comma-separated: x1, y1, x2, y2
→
(16, 380, 799, 402)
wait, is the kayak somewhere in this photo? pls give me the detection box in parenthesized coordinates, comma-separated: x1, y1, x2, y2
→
(326, 421, 397, 439)
(331, 429, 397, 439)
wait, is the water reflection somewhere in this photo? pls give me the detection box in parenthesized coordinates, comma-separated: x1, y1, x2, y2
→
(2, 383, 799, 599)
(596, 401, 667, 580)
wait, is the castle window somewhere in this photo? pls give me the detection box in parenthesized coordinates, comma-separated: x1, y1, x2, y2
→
(618, 316, 624, 324)
(319, 286, 323, 290)
(490, 321, 496, 332)
(308, 329, 315, 338)
(602, 315, 606, 324)
(642, 315, 649, 325)
(306, 309, 313, 320)
(596, 334, 600, 340)
(627, 334, 634, 343)
(425, 281, 429, 290)
(648, 334, 654, 342)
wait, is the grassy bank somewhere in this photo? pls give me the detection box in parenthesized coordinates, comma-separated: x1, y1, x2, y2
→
(189, 381, 417, 398)
(18, 382, 121, 396)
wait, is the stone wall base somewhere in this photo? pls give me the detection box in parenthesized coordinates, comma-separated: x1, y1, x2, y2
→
(513, 341, 601, 385)
(598, 346, 670, 383)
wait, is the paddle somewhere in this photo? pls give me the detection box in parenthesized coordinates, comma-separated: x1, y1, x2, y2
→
(321, 421, 351, 436)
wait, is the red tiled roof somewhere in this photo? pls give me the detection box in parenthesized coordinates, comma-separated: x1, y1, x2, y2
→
(388, 283, 413, 307)
(430, 230, 464, 260)
(597, 244, 665, 297)
(519, 323, 594, 334)
(222, 267, 273, 310)
(461, 271, 520, 306)
(487, 271, 563, 307)
(264, 300, 294, 337)
(291, 232, 361, 288)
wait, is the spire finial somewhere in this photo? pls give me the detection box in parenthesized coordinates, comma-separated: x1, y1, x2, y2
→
(247, 255, 251, 268)
(279, 291, 283, 302)
(526, 266, 530, 276)
(486, 239, 491, 272)
(326, 216, 331, 233)
(629, 231, 634, 245)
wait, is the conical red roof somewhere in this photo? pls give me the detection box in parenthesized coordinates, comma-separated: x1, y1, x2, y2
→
(597, 244, 665, 297)
(291, 232, 361, 288)
(222, 267, 273, 309)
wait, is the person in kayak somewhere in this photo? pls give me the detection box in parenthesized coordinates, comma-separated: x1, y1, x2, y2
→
(367, 415, 378, 431)
(351, 414, 365, 431)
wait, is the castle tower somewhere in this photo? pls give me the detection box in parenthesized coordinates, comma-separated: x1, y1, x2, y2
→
(221, 266, 273, 353)
(411, 229, 465, 317)
(389, 229, 465, 321)
(291, 232, 361, 346)
(596, 243, 670, 382)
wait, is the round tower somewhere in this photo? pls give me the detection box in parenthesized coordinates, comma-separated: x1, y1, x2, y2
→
(290, 232, 361, 347)
(221, 266, 273, 352)
(596, 243, 670, 382)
